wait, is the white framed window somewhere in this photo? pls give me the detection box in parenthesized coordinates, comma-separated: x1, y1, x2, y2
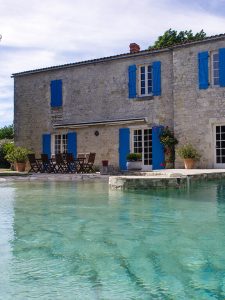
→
(53, 134, 68, 154)
(211, 51, 219, 86)
(139, 65, 152, 96)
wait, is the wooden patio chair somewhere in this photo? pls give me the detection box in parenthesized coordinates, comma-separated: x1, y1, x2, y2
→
(82, 152, 96, 173)
(27, 153, 42, 173)
(41, 154, 56, 173)
(55, 153, 69, 173)
(65, 153, 79, 173)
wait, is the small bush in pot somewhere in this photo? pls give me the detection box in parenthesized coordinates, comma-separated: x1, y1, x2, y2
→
(5, 146, 30, 172)
(126, 153, 142, 170)
(177, 143, 200, 169)
(126, 153, 142, 161)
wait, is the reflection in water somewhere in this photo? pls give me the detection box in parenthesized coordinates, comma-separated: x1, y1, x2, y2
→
(0, 180, 225, 299)
(0, 184, 16, 295)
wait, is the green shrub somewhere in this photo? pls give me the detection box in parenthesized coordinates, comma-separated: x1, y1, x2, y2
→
(0, 140, 14, 168)
(5, 146, 30, 163)
(126, 153, 142, 161)
(177, 143, 200, 160)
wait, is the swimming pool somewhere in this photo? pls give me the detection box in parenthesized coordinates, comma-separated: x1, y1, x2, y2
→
(0, 180, 225, 299)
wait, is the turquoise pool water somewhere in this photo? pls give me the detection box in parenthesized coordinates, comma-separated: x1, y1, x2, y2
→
(0, 180, 225, 299)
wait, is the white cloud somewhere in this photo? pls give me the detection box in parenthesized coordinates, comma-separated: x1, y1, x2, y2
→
(0, 0, 225, 126)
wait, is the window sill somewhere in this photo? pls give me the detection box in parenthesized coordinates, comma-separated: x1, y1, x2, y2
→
(134, 95, 154, 101)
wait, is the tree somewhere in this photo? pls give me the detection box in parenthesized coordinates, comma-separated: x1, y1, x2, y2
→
(0, 124, 14, 139)
(149, 29, 207, 49)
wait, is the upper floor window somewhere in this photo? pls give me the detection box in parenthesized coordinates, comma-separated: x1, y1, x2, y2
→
(128, 61, 161, 98)
(212, 52, 219, 86)
(54, 134, 67, 154)
(139, 65, 152, 96)
(198, 48, 225, 89)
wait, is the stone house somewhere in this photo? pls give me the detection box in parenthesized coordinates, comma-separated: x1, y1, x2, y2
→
(13, 34, 225, 169)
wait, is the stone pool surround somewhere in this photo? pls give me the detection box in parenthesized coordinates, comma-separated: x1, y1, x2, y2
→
(109, 169, 225, 190)
(1, 169, 225, 189)
(0, 171, 109, 182)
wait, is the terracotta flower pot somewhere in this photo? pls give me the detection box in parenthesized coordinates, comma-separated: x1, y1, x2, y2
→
(102, 160, 108, 167)
(184, 158, 195, 169)
(15, 162, 26, 172)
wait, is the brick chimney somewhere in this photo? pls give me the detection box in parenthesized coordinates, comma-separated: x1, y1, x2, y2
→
(129, 43, 140, 53)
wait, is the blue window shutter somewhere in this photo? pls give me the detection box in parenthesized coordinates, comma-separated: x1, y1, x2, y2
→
(128, 65, 137, 98)
(42, 134, 51, 158)
(152, 126, 164, 170)
(219, 48, 225, 87)
(51, 80, 62, 107)
(152, 61, 161, 96)
(198, 52, 209, 89)
(67, 132, 77, 158)
(119, 128, 130, 170)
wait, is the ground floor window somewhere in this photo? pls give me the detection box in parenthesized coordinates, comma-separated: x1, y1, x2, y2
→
(53, 134, 68, 154)
(215, 125, 225, 164)
(132, 128, 152, 168)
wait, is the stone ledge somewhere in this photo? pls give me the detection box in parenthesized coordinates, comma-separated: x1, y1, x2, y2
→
(109, 169, 225, 190)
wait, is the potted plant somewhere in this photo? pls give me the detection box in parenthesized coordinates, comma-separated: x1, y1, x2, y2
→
(5, 146, 30, 172)
(177, 143, 200, 169)
(126, 153, 142, 170)
(160, 127, 178, 168)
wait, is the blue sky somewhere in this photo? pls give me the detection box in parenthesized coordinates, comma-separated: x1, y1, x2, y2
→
(0, 0, 225, 127)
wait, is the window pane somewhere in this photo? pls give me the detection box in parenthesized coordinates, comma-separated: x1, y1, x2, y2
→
(214, 69, 219, 77)
(221, 133, 225, 140)
(141, 81, 145, 88)
(216, 133, 220, 140)
(216, 126, 220, 133)
(214, 78, 219, 85)
(148, 86, 152, 94)
(141, 88, 145, 95)
(213, 53, 219, 60)
(141, 66, 145, 72)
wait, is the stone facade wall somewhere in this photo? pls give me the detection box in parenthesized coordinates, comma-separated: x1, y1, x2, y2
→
(14, 37, 225, 169)
(14, 50, 174, 167)
(173, 39, 225, 168)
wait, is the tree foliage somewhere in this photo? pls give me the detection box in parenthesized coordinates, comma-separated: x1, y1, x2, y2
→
(0, 124, 14, 139)
(149, 29, 207, 49)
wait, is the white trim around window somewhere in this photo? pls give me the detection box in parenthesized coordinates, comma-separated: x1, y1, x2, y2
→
(138, 64, 153, 96)
(211, 51, 219, 87)
(51, 133, 68, 155)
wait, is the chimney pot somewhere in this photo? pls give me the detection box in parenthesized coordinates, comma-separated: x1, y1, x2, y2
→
(129, 43, 140, 53)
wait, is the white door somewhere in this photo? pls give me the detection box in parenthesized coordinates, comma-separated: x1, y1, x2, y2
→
(132, 128, 152, 171)
(214, 125, 225, 168)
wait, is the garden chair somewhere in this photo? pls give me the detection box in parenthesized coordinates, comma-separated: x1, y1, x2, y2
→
(27, 153, 42, 173)
(82, 152, 96, 173)
(55, 153, 69, 173)
(41, 154, 56, 173)
(65, 153, 79, 173)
